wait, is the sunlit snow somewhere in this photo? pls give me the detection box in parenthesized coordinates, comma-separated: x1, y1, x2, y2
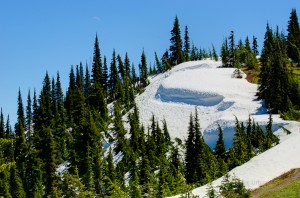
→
(133, 59, 300, 197)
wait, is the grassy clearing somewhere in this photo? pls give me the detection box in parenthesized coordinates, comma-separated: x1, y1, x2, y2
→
(251, 168, 300, 198)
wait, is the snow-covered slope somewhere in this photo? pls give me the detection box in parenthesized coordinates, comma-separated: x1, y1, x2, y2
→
(134, 60, 300, 197)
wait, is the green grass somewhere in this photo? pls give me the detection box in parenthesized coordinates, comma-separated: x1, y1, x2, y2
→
(251, 169, 300, 198)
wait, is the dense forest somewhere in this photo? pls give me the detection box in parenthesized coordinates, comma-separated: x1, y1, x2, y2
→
(0, 9, 300, 198)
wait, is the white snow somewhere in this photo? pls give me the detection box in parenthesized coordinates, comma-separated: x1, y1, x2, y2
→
(134, 60, 300, 197)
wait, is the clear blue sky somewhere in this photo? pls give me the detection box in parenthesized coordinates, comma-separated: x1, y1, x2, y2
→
(0, 1, 299, 125)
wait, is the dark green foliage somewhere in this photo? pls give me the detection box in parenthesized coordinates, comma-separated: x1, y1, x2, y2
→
(252, 36, 259, 56)
(10, 165, 26, 198)
(0, 109, 4, 139)
(109, 49, 119, 100)
(258, 22, 299, 113)
(185, 108, 218, 185)
(139, 50, 148, 88)
(169, 16, 184, 65)
(212, 44, 218, 61)
(112, 102, 127, 155)
(287, 8, 300, 63)
(219, 174, 250, 198)
(221, 38, 230, 67)
(91, 34, 103, 85)
(184, 25, 191, 61)
(215, 124, 226, 159)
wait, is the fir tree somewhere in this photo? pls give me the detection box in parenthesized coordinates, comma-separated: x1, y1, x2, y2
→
(91, 34, 103, 85)
(184, 25, 191, 61)
(109, 49, 119, 100)
(252, 36, 259, 56)
(169, 16, 184, 65)
(112, 102, 127, 155)
(0, 109, 4, 139)
(84, 63, 92, 98)
(215, 124, 226, 159)
(212, 44, 218, 61)
(228, 31, 236, 67)
(14, 89, 27, 183)
(221, 38, 230, 67)
(185, 113, 196, 184)
(287, 8, 300, 63)
(10, 166, 26, 198)
(140, 50, 148, 87)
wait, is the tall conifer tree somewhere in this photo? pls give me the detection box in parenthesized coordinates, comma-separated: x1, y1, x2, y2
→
(169, 16, 184, 66)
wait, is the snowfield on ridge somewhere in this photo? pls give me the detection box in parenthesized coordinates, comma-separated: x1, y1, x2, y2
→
(134, 60, 300, 197)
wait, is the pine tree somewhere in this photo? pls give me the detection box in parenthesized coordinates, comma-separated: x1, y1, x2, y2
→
(221, 38, 230, 67)
(124, 52, 131, 79)
(92, 34, 103, 85)
(185, 113, 196, 184)
(155, 52, 163, 73)
(43, 127, 58, 196)
(215, 124, 226, 159)
(231, 117, 248, 167)
(10, 166, 26, 198)
(252, 36, 259, 56)
(0, 109, 4, 138)
(84, 63, 92, 98)
(140, 50, 148, 88)
(228, 31, 236, 67)
(109, 49, 119, 100)
(169, 16, 184, 66)
(14, 89, 27, 183)
(287, 8, 300, 63)
(258, 23, 273, 101)
(117, 54, 125, 81)
(112, 102, 127, 155)
(212, 44, 218, 61)
(184, 25, 191, 61)
(107, 147, 115, 182)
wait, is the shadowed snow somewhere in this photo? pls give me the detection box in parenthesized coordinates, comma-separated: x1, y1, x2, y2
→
(156, 85, 224, 106)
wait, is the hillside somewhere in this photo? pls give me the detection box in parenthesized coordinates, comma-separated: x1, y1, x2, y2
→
(133, 60, 300, 197)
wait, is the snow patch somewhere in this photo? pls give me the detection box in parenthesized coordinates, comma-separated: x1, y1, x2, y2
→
(156, 85, 224, 106)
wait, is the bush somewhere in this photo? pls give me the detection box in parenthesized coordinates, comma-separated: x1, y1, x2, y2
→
(219, 174, 250, 198)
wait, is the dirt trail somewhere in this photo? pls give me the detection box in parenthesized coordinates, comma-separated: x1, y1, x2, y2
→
(251, 168, 300, 198)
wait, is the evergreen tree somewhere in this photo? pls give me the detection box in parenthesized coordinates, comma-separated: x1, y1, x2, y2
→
(139, 50, 148, 87)
(10, 166, 26, 198)
(252, 36, 259, 56)
(91, 34, 103, 85)
(287, 8, 300, 63)
(221, 38, 230, 67)
(109, 49, 119, 100)
(155, 52, 163, 73)
(185, 113, 196, 184)
(124, 52, 131, 79)
(184, 25, 191, 61)
(169, 16, 184, 66)
(117, 54, 125, 81)
(0, 109, 4, 139)
(212, 44, 218, 61)
(228, 31, 236, 67)
(84, 63, 92, 98)
(14, 89, 27, 183)
(112, 102, 127, 155)
(100, 56, 108, 95)
(215, 124, 226, 159)
(25, 90, 33, 142)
